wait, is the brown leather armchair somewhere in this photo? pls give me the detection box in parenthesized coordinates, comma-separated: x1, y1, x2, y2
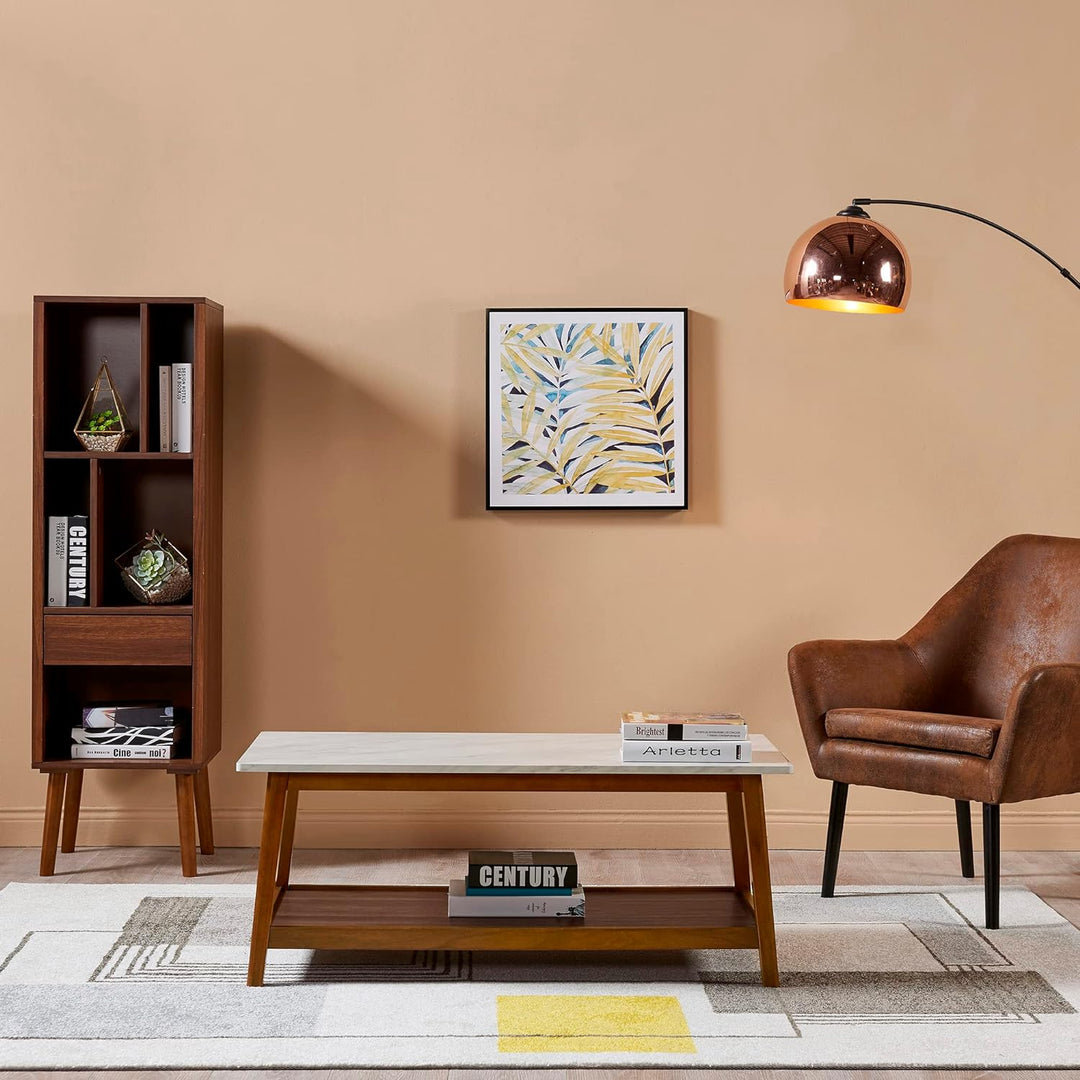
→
(789, 534, 1080, 929)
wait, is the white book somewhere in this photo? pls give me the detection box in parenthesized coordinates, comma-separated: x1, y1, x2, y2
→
(621, 720, 748, 741)
(158, 365, 172, 452)
(171, 363, 192, 453)
(46, 516, 67, 607)
(447, 880, 584, 918)
(620, 739, 752, 763)
(70, 744, 172, 760)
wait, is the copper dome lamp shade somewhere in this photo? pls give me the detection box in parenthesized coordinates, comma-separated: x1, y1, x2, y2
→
(785, 198, 1080, 313)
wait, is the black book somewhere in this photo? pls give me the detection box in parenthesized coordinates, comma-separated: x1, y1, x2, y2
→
(66, 514, 89, 606)
(467, 849, 577, 890)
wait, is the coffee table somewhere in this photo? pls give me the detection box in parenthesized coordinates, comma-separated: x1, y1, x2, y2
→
(236, 731, 793, 987)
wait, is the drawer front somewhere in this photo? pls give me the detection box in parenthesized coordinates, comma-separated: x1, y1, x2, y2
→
(44, 615, 192, 666)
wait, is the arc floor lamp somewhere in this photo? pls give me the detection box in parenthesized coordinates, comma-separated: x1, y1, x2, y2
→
(784, 198, 1080, 313)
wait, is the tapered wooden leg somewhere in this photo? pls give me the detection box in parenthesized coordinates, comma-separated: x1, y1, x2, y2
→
(175, 773, 198, 877)
(821, 780, 848, 898)
(276, 787, 299, 887)
(956, 799, 974, 878)
(743, 775, 779, 987)
(726, 789, 751, 893)
(39, 773, 66, 876)
(983, 803, 1000, 929)
(61, 771, 83, 854)
(193, 768, 215, 855)
(248, 773, 288, 986)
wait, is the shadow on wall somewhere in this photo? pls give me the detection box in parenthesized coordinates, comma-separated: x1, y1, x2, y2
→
(220, 327, 485, 767)
(453, 309, 722, 524)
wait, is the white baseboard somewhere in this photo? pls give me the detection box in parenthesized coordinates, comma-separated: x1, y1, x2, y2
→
(2, 806, 1078, 850)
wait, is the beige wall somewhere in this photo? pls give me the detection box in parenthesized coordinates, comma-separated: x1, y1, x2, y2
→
(2, 0, 1079, 852)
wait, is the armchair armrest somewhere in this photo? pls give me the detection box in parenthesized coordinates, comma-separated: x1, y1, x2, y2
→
(788, 638, 933, 761)
(996, 663, 1080, 802)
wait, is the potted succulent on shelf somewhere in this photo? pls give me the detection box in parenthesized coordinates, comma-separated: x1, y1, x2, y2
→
(116, 531, 192, 604)
(74, 359, 132, 452)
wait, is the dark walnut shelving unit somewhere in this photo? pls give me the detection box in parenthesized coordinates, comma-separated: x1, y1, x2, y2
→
(32, 296, 223, 877)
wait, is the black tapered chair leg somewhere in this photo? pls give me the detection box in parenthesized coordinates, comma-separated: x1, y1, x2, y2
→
(982, 803, 1000, 929)
(955, 800, 975, 878)
(821, 781, 849, 898)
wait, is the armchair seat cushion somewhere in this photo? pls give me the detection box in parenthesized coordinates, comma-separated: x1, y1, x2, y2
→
(825, 707, 1002, 759)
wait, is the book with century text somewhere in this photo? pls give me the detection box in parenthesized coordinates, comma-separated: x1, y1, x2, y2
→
(467, 850, 578, 890)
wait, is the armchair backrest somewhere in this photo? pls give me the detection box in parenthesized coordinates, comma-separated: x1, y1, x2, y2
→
(902, 534, 1080, 720)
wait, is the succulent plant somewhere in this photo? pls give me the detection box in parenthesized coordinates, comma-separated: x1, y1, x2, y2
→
(87, 409, 119, 433)
(130, 533, 177, 590)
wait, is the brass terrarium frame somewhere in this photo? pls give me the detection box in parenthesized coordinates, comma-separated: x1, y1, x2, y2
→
(73, 358, 132, 451)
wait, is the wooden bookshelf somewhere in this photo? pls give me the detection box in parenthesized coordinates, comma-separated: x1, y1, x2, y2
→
(32, 296, 223, 877)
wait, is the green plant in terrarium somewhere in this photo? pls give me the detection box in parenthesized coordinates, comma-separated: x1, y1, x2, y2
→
(116, 530, 192, 604)
(87, 409, 120, 433)
(130, 536, 177, 590)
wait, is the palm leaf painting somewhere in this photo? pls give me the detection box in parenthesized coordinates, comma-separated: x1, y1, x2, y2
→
(499, 319, 680, 498)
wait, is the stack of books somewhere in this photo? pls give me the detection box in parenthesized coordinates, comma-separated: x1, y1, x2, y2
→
(447, 850, 585, 917)
(71, 706, 184, 760)
(620, 711, 751, 762)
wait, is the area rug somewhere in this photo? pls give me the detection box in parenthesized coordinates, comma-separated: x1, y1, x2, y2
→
(0, 881, 1078, 1068)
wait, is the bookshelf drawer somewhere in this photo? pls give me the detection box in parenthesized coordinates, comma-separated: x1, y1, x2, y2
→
(44, 615, 192, 665)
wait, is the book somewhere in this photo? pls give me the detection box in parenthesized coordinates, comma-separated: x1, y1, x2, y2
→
(620, 739, 753, 763)
(70, 744, 172, 760)
(465, 886, 572, 896)
(158, 365, 172, 451)
(467, 850, 578, 890)
(447, 880, 584, 918)
(622, 716, 748, 741)
(82, 705, 177, 730)
(171, 362, 192, 453)
(66, 515, 89, 606)
(71, 725, 180, 747)
(46, 515, 67, 607)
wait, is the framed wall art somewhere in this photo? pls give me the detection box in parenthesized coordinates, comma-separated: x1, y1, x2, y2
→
(487, 308, 687, 509)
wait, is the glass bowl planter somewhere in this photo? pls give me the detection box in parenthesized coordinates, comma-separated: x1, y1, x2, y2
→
(116, 531, 192, 604)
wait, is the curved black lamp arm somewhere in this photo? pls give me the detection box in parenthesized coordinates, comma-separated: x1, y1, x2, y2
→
(850, 197, 1080, 291)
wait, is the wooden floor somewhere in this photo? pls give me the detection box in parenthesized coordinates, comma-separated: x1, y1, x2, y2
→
(1, 844, 1078, 1080)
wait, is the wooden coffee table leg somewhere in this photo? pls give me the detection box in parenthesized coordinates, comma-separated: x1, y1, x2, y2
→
(248, 773, 288, 986)
(743, 775, 779, 987)
(726, 788, 751, 895)
(276, 786, 299, 887)
(39, 772, 66, 876)
(61, 770, 83, 854)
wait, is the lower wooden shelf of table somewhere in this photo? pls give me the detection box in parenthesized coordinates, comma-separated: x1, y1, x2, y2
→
(268, 884, 759, 952)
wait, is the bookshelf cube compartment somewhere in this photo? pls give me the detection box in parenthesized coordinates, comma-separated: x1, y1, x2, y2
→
(99, 460, 194, 607)
(39, 664, 193, 766)
(43, 303, 142, 452)
(147, 304, 195, 453)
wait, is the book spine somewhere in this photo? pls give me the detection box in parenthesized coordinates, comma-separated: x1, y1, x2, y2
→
(158, 366, 172, 452)
(171, 363, 192, 453)
(620, 739, 753, 762)
(66, 515, 89, 607)
(70, 745, 172, 760)
(448, 883, 584, 918)
(466, 863, 578, 890)
(464, 887, 573, 896)
(46, 516, 68, 607)
(621, 722, 748, 741)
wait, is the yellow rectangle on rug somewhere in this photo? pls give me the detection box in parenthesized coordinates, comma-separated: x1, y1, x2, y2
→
(497, 994, 695, 1053)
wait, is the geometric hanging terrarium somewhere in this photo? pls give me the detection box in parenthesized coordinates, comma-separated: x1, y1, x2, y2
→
(73, 358, 132, 452)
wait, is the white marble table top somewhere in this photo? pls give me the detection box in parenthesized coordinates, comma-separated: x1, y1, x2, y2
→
(235, 731, 794, 775)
